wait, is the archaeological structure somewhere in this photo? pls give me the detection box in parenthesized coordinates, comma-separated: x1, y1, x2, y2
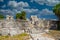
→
(0, 15, 53, 36)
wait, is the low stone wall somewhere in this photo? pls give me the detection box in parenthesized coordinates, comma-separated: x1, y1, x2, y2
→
(0, 28, 24, 36)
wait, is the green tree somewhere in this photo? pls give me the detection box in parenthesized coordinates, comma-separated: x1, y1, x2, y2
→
(21, 11, 26, 20)
(53, 4, 60, 30)
(16, 13, 21, 19)
(0, 14, 4, 19)
(53, 4, 60, 19)
(16, 11, 26, 20)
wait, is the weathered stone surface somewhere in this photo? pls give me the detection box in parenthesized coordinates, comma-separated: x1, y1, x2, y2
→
(29, 33, 55, 40)
(0, 15, 24, 36)
(0, 15, 51, 37)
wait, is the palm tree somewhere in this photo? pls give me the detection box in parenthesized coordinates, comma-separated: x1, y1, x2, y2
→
(53, 4, 60, 30)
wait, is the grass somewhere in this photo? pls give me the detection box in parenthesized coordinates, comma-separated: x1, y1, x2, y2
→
(0, 33, 30, 40)
(0, 35, 9, 40)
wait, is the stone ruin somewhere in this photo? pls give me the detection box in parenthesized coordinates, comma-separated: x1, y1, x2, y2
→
(0, 15, 51, 36)
(27, 15, 50, 34)
(0, 15, 24, 36)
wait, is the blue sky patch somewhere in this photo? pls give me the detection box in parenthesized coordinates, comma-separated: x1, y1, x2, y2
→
(0, 0, 60, 20)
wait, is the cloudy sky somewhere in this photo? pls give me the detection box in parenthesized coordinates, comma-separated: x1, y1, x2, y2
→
(0, 0, 60, 20)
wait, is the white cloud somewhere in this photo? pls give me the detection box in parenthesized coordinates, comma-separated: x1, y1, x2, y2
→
(0, 8, 54, 16)
(23, 9, 39, 13)
(11, 8, 39, 14)
(0, 0, 3, 2)
(8, 1, 17, 8)
(18, 1, 29, 7)
(37, 8, 58, 19)
(8, 1, 29, 8)
(46, 0, 60, 6)
(0, 8, 56, 20)
(0, 8, 39, 16)
(38, 8, 54, 16)
(6, 1, 39, 16)
(0, 9, 14, 15)
(31, 0, 60, 6)
(23, 8, 54, 15)
(8, 1, 29, 14)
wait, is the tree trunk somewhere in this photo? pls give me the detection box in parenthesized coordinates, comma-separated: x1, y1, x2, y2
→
(57, 18, 60, 30)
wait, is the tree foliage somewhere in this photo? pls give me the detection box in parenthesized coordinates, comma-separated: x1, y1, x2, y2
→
(0, 14, 4, 19)
(53, 4, 60, 30)
(16, 11, 26, 20)
(53, 4, 60, 19)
